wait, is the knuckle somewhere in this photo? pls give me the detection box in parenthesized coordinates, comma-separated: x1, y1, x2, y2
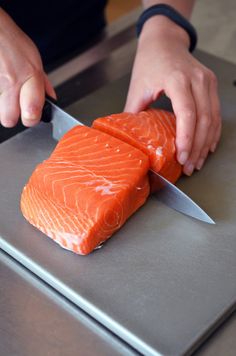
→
(193, 68, 207, 83)
(24, 65, 41, 80)
(7, 74, 17, 87)
(213, 108, 221, 120)
(212, 109, 222, 127)
(171, 71, 189, 87)
(216, 122, 222, 137)
(208, 70, 218, 86)
(211, 115, 220, 129)
(179, 109, 195, 121)
(201, 147, 209, 159)
(217, 120, 222, 131)
(1, 66, 42, 91)
(177, 133, 192, 148)
(201, 114, 211, 128)
(0, 72, 18, 89)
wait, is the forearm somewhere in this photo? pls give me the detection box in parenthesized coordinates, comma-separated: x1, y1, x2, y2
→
(142, 0, 196, 19)
(140, 0, 196, 51)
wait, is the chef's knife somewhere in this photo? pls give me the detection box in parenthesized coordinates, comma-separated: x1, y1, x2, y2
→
(42, 97, 215, 224)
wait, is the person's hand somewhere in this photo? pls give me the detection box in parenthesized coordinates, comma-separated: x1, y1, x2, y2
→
(125, 16, 222, 176)
(0, 9, 56, 128)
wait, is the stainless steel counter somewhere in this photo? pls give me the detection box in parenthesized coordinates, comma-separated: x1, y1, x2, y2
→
(0, 250, 137, 356)
(1, 246, 235, 356)
(1, 8, 236, 356)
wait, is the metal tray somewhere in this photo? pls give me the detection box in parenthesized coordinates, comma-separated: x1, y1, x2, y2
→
(0, 250, 137, 356)
(0, 51, 236, 356)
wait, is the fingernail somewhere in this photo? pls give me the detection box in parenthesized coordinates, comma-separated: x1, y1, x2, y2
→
(178, 151, 189, 165)
(184, 163, 194, 176)
(196, 158, 204, 170)
(22, 105, 41, 120)
(1, 120, 16, 128)
(210, 142, 217, 153)
(22, 111, 35, 120)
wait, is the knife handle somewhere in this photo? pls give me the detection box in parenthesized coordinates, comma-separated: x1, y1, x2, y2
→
(41, 95, 58, 123)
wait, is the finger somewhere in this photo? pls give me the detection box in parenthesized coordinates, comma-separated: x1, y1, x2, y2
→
(196, 73, 222, 169)
(212, 121, 222, 152)
(44, 73, 57, 99)
(196, 116, 221, 171)
(124, 81, 155, 113)
(209, 74, 222, 152)
(0, 88, 20, 128)
(196, 120, 216, 170)
(165, 73, 196, 167)
(20, 72, 45, 127)
(183, 70, 211, 174)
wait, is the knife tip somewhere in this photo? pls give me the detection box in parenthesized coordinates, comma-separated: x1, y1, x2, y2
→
(204, 216, 216, 225)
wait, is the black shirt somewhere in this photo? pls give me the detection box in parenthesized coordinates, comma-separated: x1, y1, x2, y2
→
(0, 0, 107, 66)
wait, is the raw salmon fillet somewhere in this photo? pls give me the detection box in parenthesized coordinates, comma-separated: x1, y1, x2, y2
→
(21, 126, 150, 255)
(93, 109, 182, 183)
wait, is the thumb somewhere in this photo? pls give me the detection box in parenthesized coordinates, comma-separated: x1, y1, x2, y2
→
(124, 79, 163, 113)
(20, 73, 45, 127)
(124, 83, 153, 113)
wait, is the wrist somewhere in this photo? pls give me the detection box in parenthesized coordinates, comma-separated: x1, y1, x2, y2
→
(139, 15, 190, 50)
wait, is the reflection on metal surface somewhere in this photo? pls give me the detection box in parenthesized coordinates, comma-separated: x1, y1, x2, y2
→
(149, 170, 215, 224)
(0, 250, 136, 356)
(56, 40, 137, 108)
(48, 8, 140, 87)
(42, 98, 82, 141)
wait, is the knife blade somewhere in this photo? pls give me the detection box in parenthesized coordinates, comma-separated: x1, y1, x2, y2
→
(43, 96, 81, 140)
(42, 97, 215, 224)
(149, 170, 215, 224)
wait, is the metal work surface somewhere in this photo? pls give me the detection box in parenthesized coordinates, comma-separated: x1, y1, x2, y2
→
(194, 311, 236, 356)
(0, 50, 236, 356)
(0, 250, 136, 356)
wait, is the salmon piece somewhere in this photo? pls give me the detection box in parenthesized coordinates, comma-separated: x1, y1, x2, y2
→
(92, 109, 182, 183)
(21, 126, 150, 255)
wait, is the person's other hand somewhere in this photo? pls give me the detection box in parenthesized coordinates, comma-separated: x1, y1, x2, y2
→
(125, 16, 221, 175)
(0, 9, 56, 128)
